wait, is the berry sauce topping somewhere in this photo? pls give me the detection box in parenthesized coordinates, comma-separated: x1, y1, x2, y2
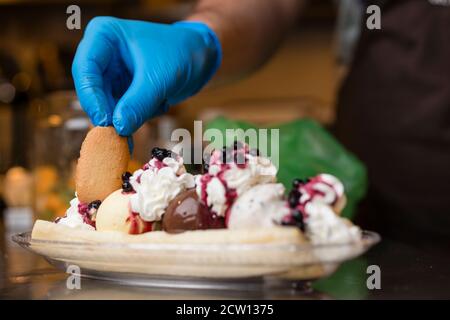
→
(288, 176, 340, 211)
(198, 173, 237, 227)
(281, 208, 305, 231)
(77, 200, 100, 228)
(298, 175, 341, 207)
(199, 141, 258, 225)
(199, 174, 213, 206)
(126, 212, 153, 235)
(198, 171, 238, 224)
(281, 175, 343, 231)
(121, 171, 135, 193)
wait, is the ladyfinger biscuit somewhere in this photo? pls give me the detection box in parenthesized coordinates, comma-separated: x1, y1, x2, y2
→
(76, 127, 129, 203)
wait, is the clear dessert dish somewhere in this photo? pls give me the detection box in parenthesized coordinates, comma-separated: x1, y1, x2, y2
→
(13, 230, 379, 289)
(14, 128, 380, 289)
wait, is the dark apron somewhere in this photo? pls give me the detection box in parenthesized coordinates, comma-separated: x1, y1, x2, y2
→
(336, 0, 450, 241)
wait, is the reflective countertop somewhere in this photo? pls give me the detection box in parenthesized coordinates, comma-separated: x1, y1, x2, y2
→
(1, 226, 450, 300)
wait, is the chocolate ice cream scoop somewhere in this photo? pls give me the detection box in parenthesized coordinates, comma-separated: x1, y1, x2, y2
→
(162, 189, 225, 233)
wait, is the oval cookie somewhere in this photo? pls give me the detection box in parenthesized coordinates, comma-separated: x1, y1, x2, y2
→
(76, 127, 129, 203)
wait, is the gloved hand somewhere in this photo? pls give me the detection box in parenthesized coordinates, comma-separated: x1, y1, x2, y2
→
(72, 17, 222, 136)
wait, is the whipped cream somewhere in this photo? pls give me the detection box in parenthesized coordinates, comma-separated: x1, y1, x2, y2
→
(304, 202, 361, 245)
(196, 149, 277, 217)
(57, 197, 95, 231)
(130, 156, 195, 222)
(228, 183, 290, 229)
(298, 174, 345, 209)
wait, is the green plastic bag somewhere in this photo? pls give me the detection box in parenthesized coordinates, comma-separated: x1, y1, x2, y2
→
(205, 116, 367, 219)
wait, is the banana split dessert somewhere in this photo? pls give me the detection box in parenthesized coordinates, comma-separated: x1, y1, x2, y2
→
(32, 126, 362, 248)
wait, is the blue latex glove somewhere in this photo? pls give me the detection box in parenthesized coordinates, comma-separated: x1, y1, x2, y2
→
(72, 17, 222, 136)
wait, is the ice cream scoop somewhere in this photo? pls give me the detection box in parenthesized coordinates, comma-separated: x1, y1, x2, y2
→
(196, 142, 277, 222)
(129, 148, 195, 222)
(96, 189, 153, 234)
(227, 183, 290, 229)
(279, 175, 360, 244)
(303, 202, 361, 245)
(162, 189, 225, 233)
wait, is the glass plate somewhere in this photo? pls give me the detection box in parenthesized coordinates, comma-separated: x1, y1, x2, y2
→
(12, 231, 380, 290)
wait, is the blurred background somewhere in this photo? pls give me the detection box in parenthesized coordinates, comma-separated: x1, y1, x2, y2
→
(0, 0, 345, 230)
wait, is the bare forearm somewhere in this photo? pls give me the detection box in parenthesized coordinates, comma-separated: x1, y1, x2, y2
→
(186, 0, 304, 84)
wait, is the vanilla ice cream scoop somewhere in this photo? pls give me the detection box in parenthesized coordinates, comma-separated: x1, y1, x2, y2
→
(96, 189, 153, 234)
(228, 183, 290, 229)
(280, 175, 361, 244)
(303, 202, 361, 245)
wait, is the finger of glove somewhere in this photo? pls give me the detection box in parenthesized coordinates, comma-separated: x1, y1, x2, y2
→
(112, 74, 168, 136)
